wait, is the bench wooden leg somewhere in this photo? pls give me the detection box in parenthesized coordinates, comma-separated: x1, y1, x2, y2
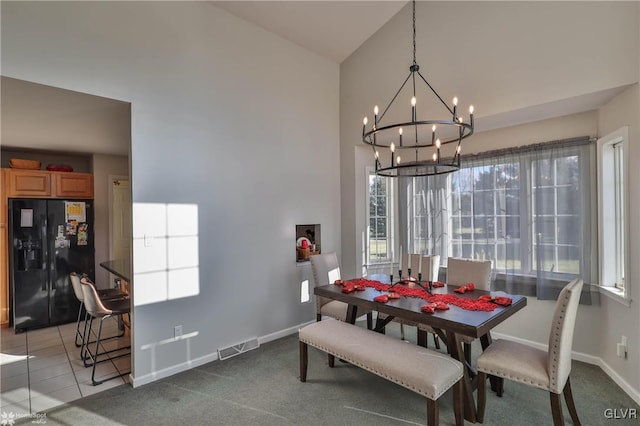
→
(477, 371, 486, 423)
(299, 341, 308, 382)
(328, 353, 335, 368)
(427, 398, 439, 426)
(366, 312, 373, 330)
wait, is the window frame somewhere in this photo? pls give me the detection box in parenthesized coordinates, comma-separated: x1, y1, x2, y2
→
(365, 168, 396, 267)
(597, 127, 629, 304)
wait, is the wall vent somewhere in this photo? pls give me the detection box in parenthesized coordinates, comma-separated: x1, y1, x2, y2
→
(217, 337, 260, 360)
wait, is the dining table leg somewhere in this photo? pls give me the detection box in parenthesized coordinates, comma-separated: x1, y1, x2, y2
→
(445, 330, 477, 423)
(346, 304, 359, 324)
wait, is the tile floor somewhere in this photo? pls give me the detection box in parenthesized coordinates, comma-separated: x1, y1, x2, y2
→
(1, 318, 130, 417)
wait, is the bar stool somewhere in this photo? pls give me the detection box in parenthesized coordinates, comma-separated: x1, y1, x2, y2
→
(69, 272, 126, 348)
(80, 276, 131, 385)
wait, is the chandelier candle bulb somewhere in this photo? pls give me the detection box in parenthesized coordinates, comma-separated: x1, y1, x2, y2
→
(453, 97, 458, 119)
(399, 127, 403, 146)
(390, 142, 395, 166)
(431, 125, 436, 145)
(411, 96, 417, 122)
(374, 105, 379, 127)
(469, 105, 475, 126)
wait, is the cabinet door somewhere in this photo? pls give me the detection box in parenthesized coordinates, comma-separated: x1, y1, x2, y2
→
(6, 169, 52, 197)
(53, 173, 94, 199)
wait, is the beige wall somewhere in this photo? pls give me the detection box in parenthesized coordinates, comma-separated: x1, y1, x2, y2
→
(597, 83, 640, 393)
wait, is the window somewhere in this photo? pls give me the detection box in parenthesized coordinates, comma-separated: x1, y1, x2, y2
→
(367, 171, 394, 265)
(401, 137, 595, 301)
(597, 127, 628, 301)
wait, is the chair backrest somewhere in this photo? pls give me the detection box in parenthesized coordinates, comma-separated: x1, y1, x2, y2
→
(80, 276, 112, 317)
(401, 253, 420, 274)
(419, 255, 441, 282)
(310, 252, 341, 287)
(547, 278, 583, 393)
(310, 252, 341, 312)
(446, 257, 492, 290)
(69, 272, 84, 302)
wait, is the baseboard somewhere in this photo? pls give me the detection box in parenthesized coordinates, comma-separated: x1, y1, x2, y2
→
(258, 320, 314, 345)
(131, 351, 219, 388)
(131, 320, 314, 388)
(492, 332, 640, 406)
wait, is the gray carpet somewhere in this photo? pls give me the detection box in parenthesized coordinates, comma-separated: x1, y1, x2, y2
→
(20, 322, 639, 425)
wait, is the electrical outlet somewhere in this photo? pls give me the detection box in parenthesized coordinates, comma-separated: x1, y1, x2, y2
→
(144, 234, 154, 247)
(617, 336, 628, 359)
(174, 325, 183, 339)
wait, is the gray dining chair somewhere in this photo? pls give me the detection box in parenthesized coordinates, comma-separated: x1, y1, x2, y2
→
(310, 252, 373, 329)
(476, 278, 584, 426)
(446, 257, 493, 363)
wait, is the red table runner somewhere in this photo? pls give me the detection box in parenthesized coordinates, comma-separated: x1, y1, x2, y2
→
(342, 278, 501, 312)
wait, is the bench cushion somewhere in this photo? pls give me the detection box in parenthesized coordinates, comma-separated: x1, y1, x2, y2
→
(299, 318, 463, 400)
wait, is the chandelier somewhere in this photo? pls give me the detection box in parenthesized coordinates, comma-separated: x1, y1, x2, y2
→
(362, 0, 475, 177)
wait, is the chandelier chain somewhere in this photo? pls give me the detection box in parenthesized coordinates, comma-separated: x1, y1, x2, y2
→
(412, 0, 417, 65)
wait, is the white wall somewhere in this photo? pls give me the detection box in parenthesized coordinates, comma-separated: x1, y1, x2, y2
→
(341, 0, 640, 401)
(2, 1, 340, 384)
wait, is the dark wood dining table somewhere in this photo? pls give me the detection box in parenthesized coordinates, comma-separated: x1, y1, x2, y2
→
(314, 281, 527, 423)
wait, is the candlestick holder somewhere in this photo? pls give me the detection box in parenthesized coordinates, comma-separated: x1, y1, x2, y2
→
(389, 270, 403, 289)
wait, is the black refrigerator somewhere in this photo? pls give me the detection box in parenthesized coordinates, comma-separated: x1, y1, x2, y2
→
(9, 199, 94, 332)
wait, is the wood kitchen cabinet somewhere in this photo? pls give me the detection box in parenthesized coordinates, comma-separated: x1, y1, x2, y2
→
(53, 172, 94, 198)
(5, 169, 93, 199)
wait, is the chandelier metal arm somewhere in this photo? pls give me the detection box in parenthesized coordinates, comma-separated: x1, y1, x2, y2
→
(416, 70, 455, 116)
(377, 72, 413, 124)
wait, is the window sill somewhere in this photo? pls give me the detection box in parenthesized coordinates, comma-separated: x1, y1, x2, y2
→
(598, 286, 631, 307)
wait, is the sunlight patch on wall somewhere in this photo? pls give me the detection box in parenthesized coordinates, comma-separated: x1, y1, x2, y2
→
(133, 203, 200, 306)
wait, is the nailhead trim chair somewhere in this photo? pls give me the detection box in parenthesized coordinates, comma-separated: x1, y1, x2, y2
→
(310, 252, 373, 329)
(476, 278, 584, 425)
(446, 257, 493, 363)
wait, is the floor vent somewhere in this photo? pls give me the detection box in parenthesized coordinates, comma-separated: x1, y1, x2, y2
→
(218, 337, 260, 360)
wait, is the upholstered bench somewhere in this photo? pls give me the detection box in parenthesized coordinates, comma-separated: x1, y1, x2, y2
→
(299, 318, 463, 426)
